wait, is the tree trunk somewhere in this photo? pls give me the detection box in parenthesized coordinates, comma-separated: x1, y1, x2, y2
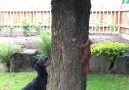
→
(47, 0, 91, 90)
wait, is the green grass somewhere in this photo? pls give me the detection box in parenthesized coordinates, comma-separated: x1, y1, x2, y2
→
(0, 72, 129, 90)
(0, 72, 36, 90)
(87, 72, 129, 90)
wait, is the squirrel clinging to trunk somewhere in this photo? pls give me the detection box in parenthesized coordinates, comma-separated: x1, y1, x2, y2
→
(78, 39, 92, 74)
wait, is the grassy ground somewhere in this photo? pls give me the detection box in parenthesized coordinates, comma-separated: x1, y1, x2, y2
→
(0, 72, 129, 90)
(87, 72, 129, 90)
(0, 72, 36, 90)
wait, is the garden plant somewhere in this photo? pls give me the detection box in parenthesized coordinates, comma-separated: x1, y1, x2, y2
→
(91, 41, 129, 61)
(0, 42, 21, 72)
(37, 32, 51, 59)
(21, 20, 30, 36)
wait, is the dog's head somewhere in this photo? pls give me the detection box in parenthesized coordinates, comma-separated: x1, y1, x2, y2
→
(35, 57, 50, 72)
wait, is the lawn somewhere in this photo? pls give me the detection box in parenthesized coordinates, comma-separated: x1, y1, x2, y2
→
(0, 72, 129, 90)
(0, 72, 36, 90)
(87, 72, 129, 90)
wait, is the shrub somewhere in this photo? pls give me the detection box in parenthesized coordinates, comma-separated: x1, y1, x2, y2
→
(91, 41, 129, 61)
(0, 42, 21, 72)
(21, 20, 30, 36)
(0, 24, 4, 31)
(122, 0, 129, 4)
(7, 25, 14, 36)
(37, 32, 51, 59)
(32, 23, 42, 34)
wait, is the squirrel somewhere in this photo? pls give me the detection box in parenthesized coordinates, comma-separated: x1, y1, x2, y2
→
(78, 39, 92, 74)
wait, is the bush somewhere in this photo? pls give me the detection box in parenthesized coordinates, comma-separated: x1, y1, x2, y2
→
(32, 23, 42, 34)
(37, 32, 51, 59)
(0, 24, 4, 31)
(91, 41, 129, 61)
(7, 25, 14, 36)
(0, 42, 21, 72)
(21, 20, 30, 36)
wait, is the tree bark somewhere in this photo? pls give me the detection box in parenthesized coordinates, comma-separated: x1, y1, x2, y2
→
(47, 0, 91, 90)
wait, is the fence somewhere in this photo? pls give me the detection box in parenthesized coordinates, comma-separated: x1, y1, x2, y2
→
(90, 5, 120, 33)
(89, 5, 129, 34)
(0, 4, 51, 31)
(0, 4, 129, 34)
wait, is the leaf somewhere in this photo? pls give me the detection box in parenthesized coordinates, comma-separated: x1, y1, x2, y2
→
(91, 41, 129, 61)
(37, 32, 51, 59)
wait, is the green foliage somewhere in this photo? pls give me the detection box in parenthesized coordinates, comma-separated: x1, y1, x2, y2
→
(92, 20, 102, 30)
(122, 0, 129, 4)
(0, 24, 4, 31)
(108, 23, 119, 32)
(21, 20, 30, 36)
(7, 25, 14, 33)
(0, 42, 21, 72)
(91, 41, 129, 61)
(7, 25, 14, 36)
(37, 32, 51, 59)
(108, 24, 116, 32)
(32, 23, 42, 34)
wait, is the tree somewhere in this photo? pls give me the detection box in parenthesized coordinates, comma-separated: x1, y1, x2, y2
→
(47, 0, 91, 90)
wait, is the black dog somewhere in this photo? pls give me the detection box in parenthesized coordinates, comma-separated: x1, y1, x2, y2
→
(22, 57, 50, 90)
